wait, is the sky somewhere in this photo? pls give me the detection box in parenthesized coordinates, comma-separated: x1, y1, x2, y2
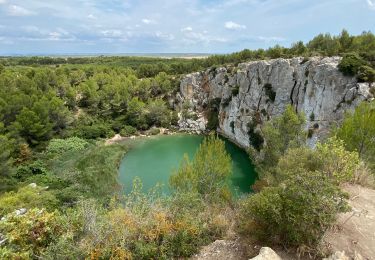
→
(0, 0, 374, 55)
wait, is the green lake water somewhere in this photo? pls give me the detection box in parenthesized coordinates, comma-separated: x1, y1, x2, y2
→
(119, 134, 257, 196)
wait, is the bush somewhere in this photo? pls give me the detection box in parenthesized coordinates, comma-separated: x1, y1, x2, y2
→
(338, 53, 367, 76)
(0, 185, 58, 216)
(147, 127, 160, 135)
(46, 137, 89, 156)
(239, 170, 350, 248)
(75, 123, 114, 139)
(334, 101, 375, 171)
(120, 125, 137, 137)
(0, 208, 62, 259)
(357, 65, 375, 82)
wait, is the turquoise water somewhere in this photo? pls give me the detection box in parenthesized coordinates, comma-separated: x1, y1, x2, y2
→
(118, 134, 257, 195)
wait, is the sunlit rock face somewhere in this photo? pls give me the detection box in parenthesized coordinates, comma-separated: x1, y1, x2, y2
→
(177, 57, 372, 148)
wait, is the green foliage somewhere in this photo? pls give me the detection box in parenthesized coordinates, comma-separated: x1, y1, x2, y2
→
(357, 65, 375, 82)
(0, 208, 62, 259)
(120, 125, 137, 137)
(316, 137, 360, 183)
(48, 143, 126, 203)
(239, 170, 349, 248)
(147, 127, 161, 135)
(46, 137, 89, 156)
(170, 135, 232, 199)
(0, 135, 15, 192)
(0, 185, 58, 216)
(41, 183, 229, 259)
(275, 138, 361, 185)
(335, 101, 375, 170)
(338, 53, 367, 76)
(146, 99, 172, 127)
(253, 105, 306, 171)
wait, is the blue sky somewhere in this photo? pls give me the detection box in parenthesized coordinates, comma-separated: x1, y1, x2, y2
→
(0, 0, 374, 54)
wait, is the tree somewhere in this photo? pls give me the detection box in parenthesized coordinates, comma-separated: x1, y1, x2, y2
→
(335, 101, 375, 169)
(10, 107, 53, 146)
(254, 105, 306, 172)
(126, 97, 147, 129)
(146, 99, 171, 127)
(339, 29, 353, 52)
(0, 135, 16, 192)
(170, 135, 232, 199)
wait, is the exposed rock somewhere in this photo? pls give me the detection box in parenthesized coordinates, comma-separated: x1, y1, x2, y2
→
(177, 57, 372, 148)
(250, 247, 282, 260)
(29, 183, 37, 188)
(323, 251, 350, 260)
(15, 208, 27, 216)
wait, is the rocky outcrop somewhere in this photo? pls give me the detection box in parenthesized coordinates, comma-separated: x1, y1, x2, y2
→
(177, 57, 373, 148)
(250, 247, 282, 260)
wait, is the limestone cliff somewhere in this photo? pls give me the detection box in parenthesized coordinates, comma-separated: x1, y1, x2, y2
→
(176, 57, 373, 148)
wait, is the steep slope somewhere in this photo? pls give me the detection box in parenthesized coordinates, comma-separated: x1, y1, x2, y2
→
(177, 57, 373, 148)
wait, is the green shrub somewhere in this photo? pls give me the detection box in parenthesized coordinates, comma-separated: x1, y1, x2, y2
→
(75, 123, 114, 139)
(0, 208, 62, 259)
(120, 125, 137, 137)
(239, 170, 349, 248)
(0, 185, 59, 216)
(357, 65, 375, 82)
(46, 137, 89, 156)
(148, 127, 160, 135)
(334, 101, 375, 171)
(338, 53, 366, 76)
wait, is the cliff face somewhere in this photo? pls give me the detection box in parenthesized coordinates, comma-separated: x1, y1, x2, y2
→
(177, 57, 373, 148)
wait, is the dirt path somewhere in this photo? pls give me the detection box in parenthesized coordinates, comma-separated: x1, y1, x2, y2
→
(324, 184, 375, 259)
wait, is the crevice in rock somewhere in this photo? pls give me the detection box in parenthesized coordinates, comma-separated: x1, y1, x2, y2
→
(295, 82, 302, 112)
(290, 80, 298, 105)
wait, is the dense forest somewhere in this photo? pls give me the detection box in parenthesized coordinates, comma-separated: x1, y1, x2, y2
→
(0, 30, 374, 259)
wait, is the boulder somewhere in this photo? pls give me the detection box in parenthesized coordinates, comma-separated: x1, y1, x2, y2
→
(250, 247, 282, 260)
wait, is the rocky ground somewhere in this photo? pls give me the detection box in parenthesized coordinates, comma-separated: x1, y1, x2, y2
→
(324, 184, 375, 259)
(192, 184, 375, 260)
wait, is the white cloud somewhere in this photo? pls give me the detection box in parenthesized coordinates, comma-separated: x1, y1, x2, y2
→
(155, 31, 175, 41)
(7, 5, 35, 16)
(142, 18, 156, 24)
(367, 0, 375, 9)
(87, 14, 96, 19)
(0, 0, 7, 5)
(100, 29, 123, 37)
(224, 21, 246, 30)
(181, 26, 193, 32)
